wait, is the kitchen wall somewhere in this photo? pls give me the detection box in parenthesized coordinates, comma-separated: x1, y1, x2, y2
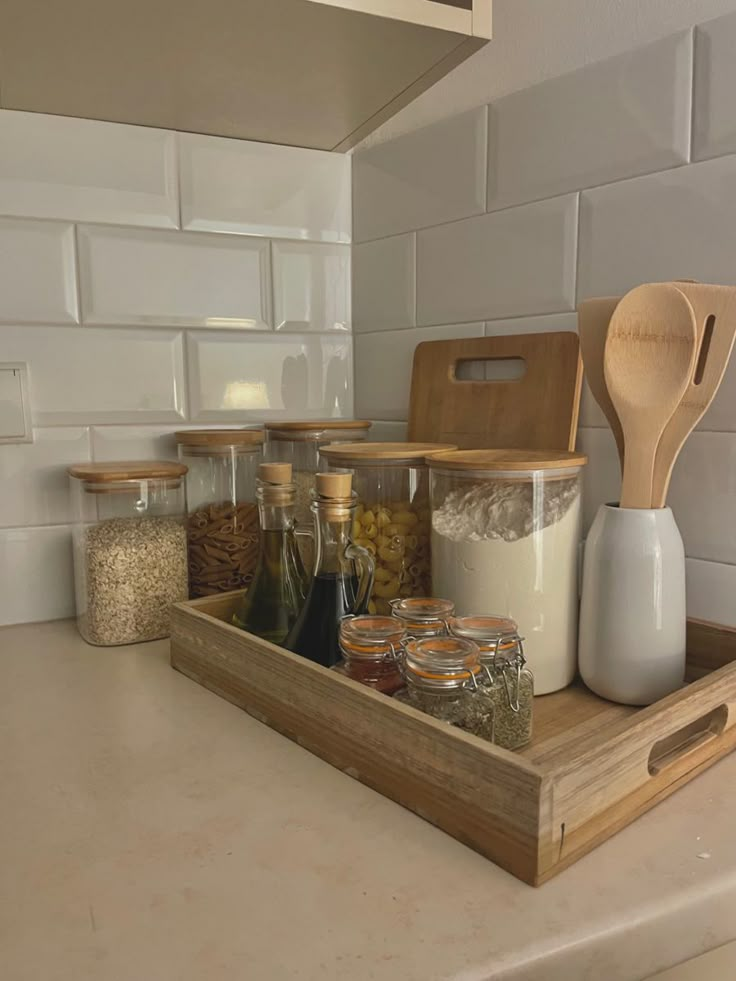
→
(0, 109, 351, 626)
(352, 8, 736, 628)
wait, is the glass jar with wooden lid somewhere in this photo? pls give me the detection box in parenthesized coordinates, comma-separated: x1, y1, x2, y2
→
(264, 421, 372, 569)
(319, 442, 456, 613)
(68, 461, 189, 646)
(449, 615, 533, 750)
(429, 449, 587, 694)
(174, 429, 264, 598)
(394, 636, 495, 740)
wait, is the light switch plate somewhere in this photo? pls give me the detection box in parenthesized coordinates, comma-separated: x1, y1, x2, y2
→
(0, 363, 32, 443)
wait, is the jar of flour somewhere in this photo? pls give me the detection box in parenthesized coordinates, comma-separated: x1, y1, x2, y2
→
(429, 450, 587, 694)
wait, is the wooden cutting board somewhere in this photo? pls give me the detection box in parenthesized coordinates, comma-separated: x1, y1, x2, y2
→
(407, 331, 583, 450)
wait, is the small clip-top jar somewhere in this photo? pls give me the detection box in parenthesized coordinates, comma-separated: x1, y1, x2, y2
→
(68, 461, 189, 646)
(338, 615, 405, 694)
(395, 636, 495, 741)
(175, 428, 264, 598)
(389, 596, 455, 639)
(449, 615, 533, 750)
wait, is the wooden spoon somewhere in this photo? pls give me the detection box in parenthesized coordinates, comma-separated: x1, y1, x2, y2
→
(650, 283, 736, 507)
(577, 296, 624, 470)
(604, 283, 698, 509)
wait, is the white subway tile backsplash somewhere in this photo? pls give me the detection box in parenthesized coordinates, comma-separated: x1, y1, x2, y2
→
(686, 558, 736, 626)
(78, 225, 271, 329)
(417, 195, 578, 326)
(352, 107, 487, 242)
(0, 326, 185, 425)
(91, 426, 181, 463)
(487, 32, 691, 212)
(0, 525, 74, 626)
(187, 331, 353, 422)
(272, 241, 350, 332)
(485, 312, 577, 337)
(0, 428, 90, 528)
(369, 421, 409, 441)
(180, 133, 350, 242)
(668, 432, 736, 566)
(354, 323, 485, 421)
(576, 427, 622, 533)
(693, 11, 736, 161)
(0, 219, 78, 324)
(0, 110, 178, 228)
(578, 155, 736, 299)
(352, 234, 415, 333)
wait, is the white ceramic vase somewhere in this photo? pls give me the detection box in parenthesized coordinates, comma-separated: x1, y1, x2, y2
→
(578, 504, 686, 706)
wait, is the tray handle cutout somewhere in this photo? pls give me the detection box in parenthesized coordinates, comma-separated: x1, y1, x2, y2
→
(648, 704, 728, 776)
(454, 357, 527, 382)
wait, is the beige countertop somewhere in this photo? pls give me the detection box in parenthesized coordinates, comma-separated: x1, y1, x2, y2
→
(2, 619, 736, 981)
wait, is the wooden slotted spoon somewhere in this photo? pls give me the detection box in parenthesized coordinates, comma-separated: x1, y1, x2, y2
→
(650, 282, 736, 507)
(577, 296, 624, 470)
(604, 283, 698, 509)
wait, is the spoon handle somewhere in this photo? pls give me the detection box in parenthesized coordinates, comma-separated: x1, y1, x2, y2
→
(620, 433, 660, 509)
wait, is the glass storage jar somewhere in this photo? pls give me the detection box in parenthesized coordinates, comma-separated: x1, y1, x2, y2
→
(389, 596, 455, 639)
(319, 442, 455, 614)
(394, 636, 495, 741)
(338, 615, 405, 694)
(175, 429, 264, 598)
(265, 421, 372, 571)
(429, 449, 587, 694)
(68, 461, 189, 646)
(449, 615, 533, 750)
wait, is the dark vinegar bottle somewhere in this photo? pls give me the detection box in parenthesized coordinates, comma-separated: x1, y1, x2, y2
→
(285, 472, 374, 667)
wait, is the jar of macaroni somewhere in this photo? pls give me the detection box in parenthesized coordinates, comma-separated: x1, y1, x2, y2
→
(264, 421, 372, 569)
(319, 442, 456, 613)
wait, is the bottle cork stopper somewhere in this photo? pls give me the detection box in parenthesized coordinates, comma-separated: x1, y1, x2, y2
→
(259, 462, 292, 483)
(315, 472, 352, 498)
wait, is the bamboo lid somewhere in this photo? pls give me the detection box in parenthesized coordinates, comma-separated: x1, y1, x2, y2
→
(265, 420, 371, 432)
(68, 460, 188, 482)
(259, 462, 292, 483)
(174, 428, 264, 447)
(320, 441, 456, 466)
(315, 472, 352, 498)
(428, 449, 588, 471)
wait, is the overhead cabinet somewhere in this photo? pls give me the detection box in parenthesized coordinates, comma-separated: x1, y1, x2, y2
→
(0, 0, 492, 152)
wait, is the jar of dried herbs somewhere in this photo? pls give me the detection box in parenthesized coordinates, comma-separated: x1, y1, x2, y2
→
(394, 636, 495, 741)
(338, 615, 405, 695)
(449, 615, 533, 750)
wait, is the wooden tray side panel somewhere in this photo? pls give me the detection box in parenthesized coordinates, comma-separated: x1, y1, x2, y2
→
(407, 332, 583, 451)
(170, 602, 545, 884)
(538, 655, 736, 880)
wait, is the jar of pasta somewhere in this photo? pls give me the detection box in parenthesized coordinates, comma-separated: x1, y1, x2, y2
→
(319, 442, 455, 614)
(264, 421, 372, 570)
(175, 429, 264, 598)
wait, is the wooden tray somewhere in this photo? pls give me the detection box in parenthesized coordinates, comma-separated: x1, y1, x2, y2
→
(170, 593, 736, 886)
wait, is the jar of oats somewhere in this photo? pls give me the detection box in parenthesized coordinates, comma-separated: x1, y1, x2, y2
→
(264, 421, 372, 570)
(175, 429, 264, 598)
(319, 442, 455, 614)
(68, 461, 189, 646)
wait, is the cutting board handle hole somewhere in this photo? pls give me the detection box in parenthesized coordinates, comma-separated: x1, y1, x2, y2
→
(454, 357, 527, 382)
(647, 703, 728, 775)
(693, 315, 716, 386)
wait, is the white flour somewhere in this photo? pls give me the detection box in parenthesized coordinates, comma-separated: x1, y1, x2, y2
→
(432, 479, 581, 694)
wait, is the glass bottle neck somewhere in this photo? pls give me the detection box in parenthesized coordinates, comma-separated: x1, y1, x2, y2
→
(257, 485, 297, 532)
(311, 498, 356, 575)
